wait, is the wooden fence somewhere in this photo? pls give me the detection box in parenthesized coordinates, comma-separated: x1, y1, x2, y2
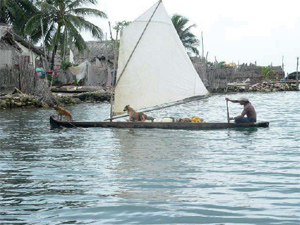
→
(192, 60, 284, 92)
(0, 67, 54, 104)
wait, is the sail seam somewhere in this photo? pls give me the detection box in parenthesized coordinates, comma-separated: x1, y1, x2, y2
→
(134, 21, 172, 26)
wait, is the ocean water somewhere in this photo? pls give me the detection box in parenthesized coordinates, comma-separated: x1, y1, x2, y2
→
(0, 91, 299, 225)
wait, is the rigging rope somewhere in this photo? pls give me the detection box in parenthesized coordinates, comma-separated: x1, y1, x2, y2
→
(114, 0, 162, 87)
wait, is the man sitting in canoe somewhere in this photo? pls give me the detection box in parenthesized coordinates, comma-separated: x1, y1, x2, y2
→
(225, 97, 257, 123)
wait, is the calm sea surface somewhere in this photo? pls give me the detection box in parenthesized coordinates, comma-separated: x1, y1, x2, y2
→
(0, 91, 299, 225)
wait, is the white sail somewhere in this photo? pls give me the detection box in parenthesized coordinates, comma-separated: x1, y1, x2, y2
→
(114, 1, 209, 115)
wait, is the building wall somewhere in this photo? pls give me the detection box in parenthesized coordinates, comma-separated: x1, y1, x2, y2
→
(0, 67, 19, 90)
(17, 42, 39, 68)
(0, 39, 20, 69)
(0, 50, 13, 68)
(0, 40, 39, 90)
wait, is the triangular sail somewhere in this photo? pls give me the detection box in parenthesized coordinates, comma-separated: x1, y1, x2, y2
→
(114, 1, 208, 115)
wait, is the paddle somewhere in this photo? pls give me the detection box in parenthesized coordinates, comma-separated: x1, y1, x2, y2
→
(226, 100, 230, 123)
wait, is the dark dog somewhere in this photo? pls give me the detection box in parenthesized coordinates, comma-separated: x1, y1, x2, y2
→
(123, 105, 147, 122)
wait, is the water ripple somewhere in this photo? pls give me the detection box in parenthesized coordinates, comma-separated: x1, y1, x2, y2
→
(0, 92, 299, 224)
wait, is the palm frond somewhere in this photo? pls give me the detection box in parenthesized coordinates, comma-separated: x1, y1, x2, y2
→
(44, 23, 56, 49)
(23, 0, 106, 68)
(24, 14, 41, 33)
(71, 8, 107, 18)
(65, 14, 104, 39)
(0, 0, 38, 36)
(67, 0, 98, 10)
(37, 1, 57, 14)
(64, 19, 87, 52)
(171, 14, 200, 55)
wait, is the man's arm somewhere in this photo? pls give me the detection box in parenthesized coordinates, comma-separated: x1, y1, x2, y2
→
(234, 108, 247, 120)
(225, 98, 240, 103)
(227, 100, 248, 121)
(229, 108, 247, 120)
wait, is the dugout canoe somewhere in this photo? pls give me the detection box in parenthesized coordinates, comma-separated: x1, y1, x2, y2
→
(50, 116, 269, 130)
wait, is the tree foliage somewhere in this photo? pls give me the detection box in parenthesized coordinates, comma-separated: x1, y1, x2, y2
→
(171, 14, 200, 55)
(259, 66, 275, 80)
(0, 0, 37, 38)
(25, 0, 107, 69)
(113, 21, 131, 31)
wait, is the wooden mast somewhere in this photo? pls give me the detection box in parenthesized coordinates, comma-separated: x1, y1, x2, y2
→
(110, 25, 120, 122)
(226, 101, 230, 123)
(296, 57, 299, 90)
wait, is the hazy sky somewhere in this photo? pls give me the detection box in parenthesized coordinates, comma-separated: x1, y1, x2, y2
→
(84, 0, 300, 74)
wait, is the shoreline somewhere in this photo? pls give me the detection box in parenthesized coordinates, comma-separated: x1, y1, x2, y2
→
(0, 81, 298, 110)
(0, 90, 111, 110)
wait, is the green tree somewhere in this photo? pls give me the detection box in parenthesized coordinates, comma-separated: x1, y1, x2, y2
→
(171, 14, 200, 55)
(109, 21, 131, 50)
(113, 21, 131, 32)
(25, 0, 107, 69)
(0, 0, 37, 37)
(259, 66, 275, 80)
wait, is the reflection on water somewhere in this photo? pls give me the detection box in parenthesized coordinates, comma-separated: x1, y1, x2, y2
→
(112, 129, 200, 202)
(0, 92, 299, 224)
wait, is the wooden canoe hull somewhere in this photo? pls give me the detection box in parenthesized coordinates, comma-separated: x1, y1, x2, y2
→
(50, 116, 269, 130)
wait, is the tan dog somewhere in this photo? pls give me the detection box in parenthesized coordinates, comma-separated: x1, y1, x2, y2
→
(54, 105, 72, 121)
(123, 105, 147, 122)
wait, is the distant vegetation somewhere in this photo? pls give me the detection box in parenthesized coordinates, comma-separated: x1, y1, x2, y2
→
(113, 21, 131, 31)
(259, 66, 275, 80)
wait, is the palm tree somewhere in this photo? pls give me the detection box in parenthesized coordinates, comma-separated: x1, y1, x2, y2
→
(171, 14, 200, 55)
(0, 0, 37, 37)
(259, 66, 275, 80)
(25, 0, 107, 69)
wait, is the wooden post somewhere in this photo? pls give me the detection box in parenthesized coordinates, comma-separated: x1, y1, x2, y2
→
(110, 25, 120, 122)
(19, 71, 21, 91)
(40, 17, 48, 70)
(63, 29, 67, 61)
(226, 100, 230, 123)
(50, 71, 54, 88)
(201, 31, 204, 62)
(108, 21, 114, 41)
(104, 33, 112, 87)
(297, 57, 299, 89)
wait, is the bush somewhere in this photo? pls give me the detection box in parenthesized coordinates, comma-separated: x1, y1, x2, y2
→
(61, 61, 73, 70)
